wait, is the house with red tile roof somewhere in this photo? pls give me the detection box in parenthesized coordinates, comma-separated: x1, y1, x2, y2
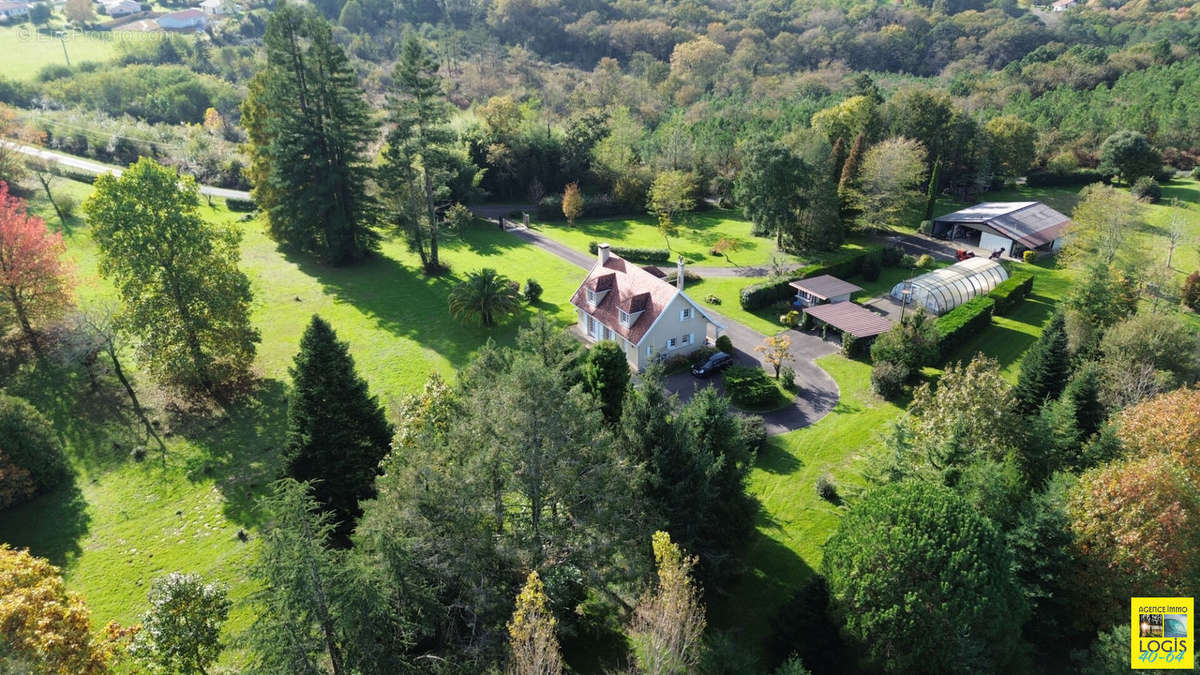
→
(570, 243, 724, 371)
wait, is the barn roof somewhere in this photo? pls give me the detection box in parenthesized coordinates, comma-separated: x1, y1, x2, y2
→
(934, 201, 1070, 248)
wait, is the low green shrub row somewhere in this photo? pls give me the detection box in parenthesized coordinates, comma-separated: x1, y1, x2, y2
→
(587, 241, 672, 264)
(724, 365, 779, 408)
(988, 273, 1033, 316)
(739, 246, 883, 311)
(935, 296, 995, 360)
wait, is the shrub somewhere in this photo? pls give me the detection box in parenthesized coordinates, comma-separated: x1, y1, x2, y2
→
(523, 278, 543, 304)
(586, 241, 671, 264)
(935, 296, 995, 360)
(780, 310, 801, 328)
(1022, 249, 1036, 264)
(988, 272, 1034, 315)
(56, 194, 77, 218)
(900, 253, 917, 268)
(870, 311, 939, 372)
(816, 474, 838, 502)
(861, 255, 881, 282)
(1131, 176, 1162, 203)
(226, 197, 256, 212)
(881, 246, 904, 267)
(715, 334, 734, 354)
(1182, 272, 1200, 311)
(687, 346, 718, 367)
(870, 361, 908, 399)
(1025, 168, 1110, 187)
(841, 331, 864, 358)
(725, 365, 779, 408)
(919, 220, 933, 235)
(779, 365, 796, 392)
(704, 294, 721, 305)
(0, 395, 69, 508)
(1191, 167, 1200, 180)
(800, 311, 815, 330)
(915, 254, 934, 269)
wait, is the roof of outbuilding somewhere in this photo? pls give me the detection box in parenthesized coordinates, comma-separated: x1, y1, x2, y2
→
(803, 301, 893, 339)
(934, 201, 1070, 248)
(789, 274, 864, 300)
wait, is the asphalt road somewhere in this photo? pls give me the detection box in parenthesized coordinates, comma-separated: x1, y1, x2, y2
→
(6, 142, 253, 202)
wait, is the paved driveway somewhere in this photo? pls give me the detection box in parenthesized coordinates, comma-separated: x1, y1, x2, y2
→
(663, 324, 840, 435)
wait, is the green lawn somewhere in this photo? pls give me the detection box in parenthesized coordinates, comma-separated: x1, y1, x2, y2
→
(0, 24, 127, 80)
(533, 209, 791, 268)
(0, 177, 588, 668)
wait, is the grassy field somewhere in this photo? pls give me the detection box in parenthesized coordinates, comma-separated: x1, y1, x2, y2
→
(0, 24, 128, 80)
(533, 209, 792, 268)
(0, 177, 588, 667)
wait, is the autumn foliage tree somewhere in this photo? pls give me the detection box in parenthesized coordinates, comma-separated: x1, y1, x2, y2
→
(561, 182, 584, 226)
(0, 545, 129, 674)
(0, 182, 74, 357)
(1068, 454, 1200, 625)
(1115, 387, 1200, 480)
(506, 571, 563, 675)
(630, 531, 707, 675)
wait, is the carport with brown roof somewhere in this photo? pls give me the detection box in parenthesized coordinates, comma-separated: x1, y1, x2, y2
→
(803, 302, 893, 339)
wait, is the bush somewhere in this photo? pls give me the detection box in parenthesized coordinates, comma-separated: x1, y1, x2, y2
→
(0, 395, 69, 509)
(586, 241, 671, 264)
(1131, 176, 1162, 202)
(816, 474, 838, 502)
(900, 253, 917, 268)
(919, 219, 933, 235)
(881, 246, 904, 267)
(870, 361, 909, 399)
(715, 334, 734, 354)
(704, 294, 721, 305)
(1191, 167, 1200, 180)
(56, 194, 77, 219)
(523, 278, 543, 304)
(915, 254, 935, 269)
(861, 255, 881, 282)
(725, 365, 779, 408)
(780, 310, 801, 328)
(538, 192, 634, 221)
(800, 311, 815, 330)
(988, 272, 1034, 316)
(779, 365, 796, 392)
(1183, 271, 1200, 311)
(1025, 168, 1111, 187)
(1022, 249, 1036, 263)
(226, 197, 256, 212)
(841, 331, 864, 358)
(935, 296, 995, 360)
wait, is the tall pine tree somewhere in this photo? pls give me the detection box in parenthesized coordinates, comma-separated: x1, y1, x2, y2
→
(285, 315, 393, 536)
(838, 132, 866, 224)
(380, 33, 455, 273)
(1014, 312, 1071, 415)
(1058, 362, 1106, 441)
(243, 4, 378, 265)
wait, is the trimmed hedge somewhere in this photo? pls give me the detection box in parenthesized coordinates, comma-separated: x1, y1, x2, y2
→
(988, 273, 1033, 316)
(1025, 169, 1111, 187)
(537, 193, 638, 221)
(587, 241, 672, 264)
(935, 296, 995, 360)
(225, 197, 256, 212)
(740, 246, 883, 311)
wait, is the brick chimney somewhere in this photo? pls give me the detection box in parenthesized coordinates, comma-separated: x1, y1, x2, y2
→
(676, 256, 685, 291)
(598, 242, 611, 265)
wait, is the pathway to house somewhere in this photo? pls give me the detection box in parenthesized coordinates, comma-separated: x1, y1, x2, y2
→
(473, 209, 841, 435)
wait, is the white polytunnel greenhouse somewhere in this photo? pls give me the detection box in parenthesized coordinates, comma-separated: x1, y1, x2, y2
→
(889, 257, 1009, 315)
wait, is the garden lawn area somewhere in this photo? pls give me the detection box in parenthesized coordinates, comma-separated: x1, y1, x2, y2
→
(0, 25, 126, 80)
(0, 177, 587, 668)
(712, 259, 1078, 667)
(533, 209, 790, 268)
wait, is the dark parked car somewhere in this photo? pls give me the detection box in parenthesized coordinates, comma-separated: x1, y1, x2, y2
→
(692, 351, 734, 378)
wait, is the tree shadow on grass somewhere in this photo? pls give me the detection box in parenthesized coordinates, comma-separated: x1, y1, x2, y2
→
(171, 378, 290, 529)
(756, 440, 803, 475)
(280, 235, 573, 369)
(0, 480, 90, 568)
(1161, 181, 1199, 206)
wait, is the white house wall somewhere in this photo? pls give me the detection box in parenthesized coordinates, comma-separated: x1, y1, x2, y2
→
(636, 294, 712, 370)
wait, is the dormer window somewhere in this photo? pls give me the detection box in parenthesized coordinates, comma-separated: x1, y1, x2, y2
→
(618, 309, 630, 326)
(586, 289, 598, 306)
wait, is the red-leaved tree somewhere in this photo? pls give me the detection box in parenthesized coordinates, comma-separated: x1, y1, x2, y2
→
(0, 181, 74, 356)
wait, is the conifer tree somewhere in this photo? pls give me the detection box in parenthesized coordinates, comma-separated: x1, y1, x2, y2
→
(1058, 362, 1106, 441)
(381, 33, 455, 272)
(1014, 312, 1071, 415)
(838, 132, 866, 194)
(829, 136, 846, 183)
(506, 571, 563, 675)
(284, 316, 393, 536)
(243, 4, 378, 265)
(582, 340, 630, 424)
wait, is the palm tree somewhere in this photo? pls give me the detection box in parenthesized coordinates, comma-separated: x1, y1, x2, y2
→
(448, 268, 522, 326)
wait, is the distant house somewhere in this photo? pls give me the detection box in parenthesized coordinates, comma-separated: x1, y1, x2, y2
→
(0, 1, 30, 21)
(1051, 0, 1077, 11)
(156, 8, 206, 29)
(101, 0, 141, 17)
(199, 0, 227, 15)
(570, 244, 724, 371)
(932, 201, 1070, 258)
